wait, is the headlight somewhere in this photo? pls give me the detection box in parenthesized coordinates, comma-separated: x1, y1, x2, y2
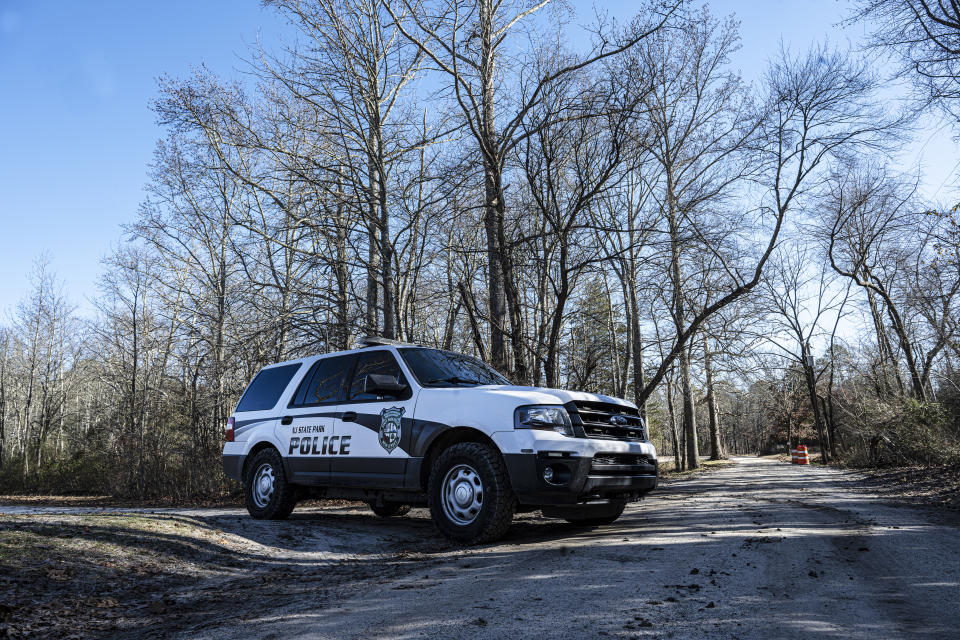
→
(514, 405, 574, 437)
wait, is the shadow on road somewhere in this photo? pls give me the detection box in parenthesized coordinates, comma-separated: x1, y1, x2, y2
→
(3, 457, 958, 639)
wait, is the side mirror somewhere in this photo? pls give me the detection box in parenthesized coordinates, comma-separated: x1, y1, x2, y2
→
(364, 373, 406, 397)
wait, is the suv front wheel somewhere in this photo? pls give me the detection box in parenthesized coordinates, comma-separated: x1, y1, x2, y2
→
(428, 443, 516, 544)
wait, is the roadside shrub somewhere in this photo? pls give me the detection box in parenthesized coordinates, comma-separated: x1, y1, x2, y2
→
(0, 453, 115, 495)
(0, 461, 26, 493)
(35, 454, 115, 494)
(841, 397, 960, 467)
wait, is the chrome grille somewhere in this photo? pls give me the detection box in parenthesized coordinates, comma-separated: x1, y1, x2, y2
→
(569, 401, 645, 441)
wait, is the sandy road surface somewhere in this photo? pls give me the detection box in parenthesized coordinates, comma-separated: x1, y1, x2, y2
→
(5, 457, 959, 639)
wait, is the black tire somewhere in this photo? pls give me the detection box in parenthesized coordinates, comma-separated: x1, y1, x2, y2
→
(244, 447, 298, 520)
(368, 502, 411, 518)
(428, 442, 516, 544)
(564, 500, 627, 526)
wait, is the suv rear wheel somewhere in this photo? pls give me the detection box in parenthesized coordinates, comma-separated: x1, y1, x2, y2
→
(244, 447, 298, 520)
(428, 443, 516, 544)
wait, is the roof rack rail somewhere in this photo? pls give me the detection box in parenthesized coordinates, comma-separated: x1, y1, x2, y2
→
(356, 335, 420, 348)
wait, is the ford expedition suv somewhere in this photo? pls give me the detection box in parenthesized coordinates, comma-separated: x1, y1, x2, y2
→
(222, 338, 658, 543)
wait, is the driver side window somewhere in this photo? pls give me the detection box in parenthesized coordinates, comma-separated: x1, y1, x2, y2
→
(347, 351, 410, 402)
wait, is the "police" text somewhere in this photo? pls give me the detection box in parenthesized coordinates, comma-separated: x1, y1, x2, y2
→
(289, 435, 351, 455)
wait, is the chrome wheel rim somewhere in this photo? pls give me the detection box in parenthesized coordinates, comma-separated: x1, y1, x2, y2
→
(441, 464, 483, 526)
(252, 463, 275, 508)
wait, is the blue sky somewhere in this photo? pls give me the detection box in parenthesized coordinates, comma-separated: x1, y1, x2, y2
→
(1, 0, 957, 317)
(0, 0, 289, 315)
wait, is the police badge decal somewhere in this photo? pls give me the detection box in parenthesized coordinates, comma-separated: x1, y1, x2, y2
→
(378, 406, 404, 453)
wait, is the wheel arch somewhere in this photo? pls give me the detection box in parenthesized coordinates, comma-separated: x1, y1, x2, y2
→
(419, 426, 498, 490)
(242, 440, 282, 481)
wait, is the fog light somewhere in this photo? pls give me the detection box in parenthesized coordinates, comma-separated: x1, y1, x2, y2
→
(543, 466, 554, 482)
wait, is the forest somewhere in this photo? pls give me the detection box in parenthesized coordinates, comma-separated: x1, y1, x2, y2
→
(2, 0, 959, 499)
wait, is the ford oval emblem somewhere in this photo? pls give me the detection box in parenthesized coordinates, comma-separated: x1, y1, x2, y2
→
(609, 415, 628, 426)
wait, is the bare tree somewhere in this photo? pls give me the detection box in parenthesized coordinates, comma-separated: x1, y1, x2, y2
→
(827, 164, 930, 400)
(854, 0, 960, 119)
(519, 61, 638, 387)
(11, 257, 75, 480)
(632, 43, 892, 467)
(385, 0, 677, 378)
(628, 7, 758, 468)
(761, 245, 851, 461)
(260, 0, 428, 338)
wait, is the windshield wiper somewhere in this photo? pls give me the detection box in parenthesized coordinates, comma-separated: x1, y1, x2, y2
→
(425, 375, 482, 386)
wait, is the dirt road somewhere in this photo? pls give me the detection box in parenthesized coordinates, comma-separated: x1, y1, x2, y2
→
(4, 456, 959, 639)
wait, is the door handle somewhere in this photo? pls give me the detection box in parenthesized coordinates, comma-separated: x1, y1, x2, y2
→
(342, 411, 357, 422)
(280, 416, 293, 425)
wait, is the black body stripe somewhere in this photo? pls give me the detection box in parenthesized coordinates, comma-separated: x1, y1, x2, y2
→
(335, 413, 450, 457)
(234, 411, 340, 435)
(235, 411, 452, 457)
(233, 420, 269, 437)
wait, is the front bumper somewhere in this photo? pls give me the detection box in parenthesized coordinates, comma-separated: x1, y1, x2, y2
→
(504, 450, 658, 505)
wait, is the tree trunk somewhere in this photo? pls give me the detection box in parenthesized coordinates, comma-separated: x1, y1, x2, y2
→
(680, 348, 699, 469)
(786, 387, 793, 451)
(865, 288, 901, 396)
(0, 334, 7, 471)
(370, 127, 396, 340)
(333, 191, 351, 351)
(801, 345, 829, 464)
(666, 377, 682, 471)
(544, 243, 570, 389)
(21, 278, 44, 480)
(704, 336, 724, 460)
(458, 282, 488, 363)
(214, 211, 227, 449)
(129, 290, 139, 497)
(442, 264, 459, 350)
(826, 337, 842, 456)
(478, 0, 508, 373)
(878, 290, 927, 401)
(501, 239, 528, 383)
(628, 279, 647, 423)
(365, 219, 380, 337)
(667, 165, 698, 470)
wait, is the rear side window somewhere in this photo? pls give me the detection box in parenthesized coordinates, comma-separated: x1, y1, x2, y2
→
(347, 351, 409, 401)
(291, 355, 352, 407)
(236, 363, 302, 412)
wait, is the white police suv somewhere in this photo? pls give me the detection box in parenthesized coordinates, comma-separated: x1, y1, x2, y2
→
(222, 338, 658, 544)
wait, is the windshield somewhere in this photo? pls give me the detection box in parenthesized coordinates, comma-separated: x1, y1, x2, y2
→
(398, 348, 510, 387)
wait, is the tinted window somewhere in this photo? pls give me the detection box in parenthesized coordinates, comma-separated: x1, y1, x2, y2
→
(236, 363, 302, 412)
(347, 351, 408, 401)
(291, 355, 351, 407)
(399, 348, 509, 387)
